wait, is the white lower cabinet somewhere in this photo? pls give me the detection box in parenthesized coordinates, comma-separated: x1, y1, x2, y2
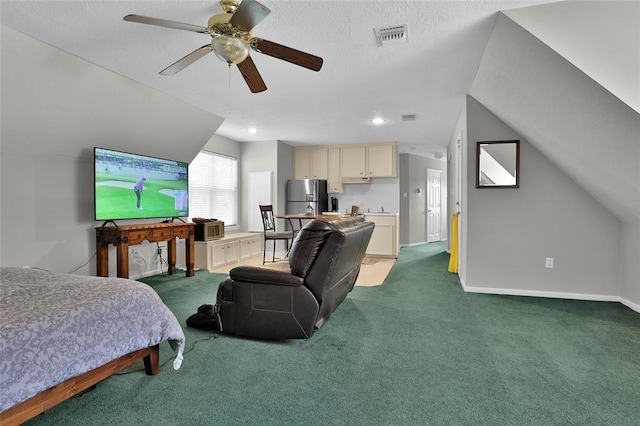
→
(364, 214, 399, 258)
(240, 234, 262, 260)
(195, 233, 262, 272)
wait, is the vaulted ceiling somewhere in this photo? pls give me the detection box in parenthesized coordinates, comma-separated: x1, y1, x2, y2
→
(2, 1, 637, 222)
(0, 0, 556, 158)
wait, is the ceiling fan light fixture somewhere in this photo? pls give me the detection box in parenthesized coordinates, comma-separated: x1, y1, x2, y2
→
(123, 0, 323, 94)
(219, 0, 239, 14)
(211, 35, 250, 64)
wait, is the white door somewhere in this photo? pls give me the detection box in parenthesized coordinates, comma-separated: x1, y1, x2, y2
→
(427, 169, 441, 243)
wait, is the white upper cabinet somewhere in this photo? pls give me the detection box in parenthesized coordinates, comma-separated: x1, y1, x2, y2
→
(327, 147, 343, 193)
(367, 144, 397, 177)
(341, 143, 397, 178)
(295, 143, 397, 184)
(341, 145, 367, 178)
(294, 147, 328, 180)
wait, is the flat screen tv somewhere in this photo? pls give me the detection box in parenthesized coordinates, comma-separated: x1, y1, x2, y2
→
(94, 147, 189, 222)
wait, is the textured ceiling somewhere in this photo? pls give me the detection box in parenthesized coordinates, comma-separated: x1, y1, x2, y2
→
(0, 0, 556, 158)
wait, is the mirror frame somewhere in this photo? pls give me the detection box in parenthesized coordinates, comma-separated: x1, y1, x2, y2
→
(476, 140, 520, 188)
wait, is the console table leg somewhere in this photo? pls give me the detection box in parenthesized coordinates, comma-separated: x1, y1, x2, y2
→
(167, 238, 176, 275)
(96, 241, 109, 277)
(116, 243, 129, 278)
(185, 235, 195, 277)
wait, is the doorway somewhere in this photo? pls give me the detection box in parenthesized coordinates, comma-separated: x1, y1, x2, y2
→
(427, 168, 442, 242)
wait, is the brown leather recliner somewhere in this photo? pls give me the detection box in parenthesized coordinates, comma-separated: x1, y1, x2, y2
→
(216, 216, 374, 339)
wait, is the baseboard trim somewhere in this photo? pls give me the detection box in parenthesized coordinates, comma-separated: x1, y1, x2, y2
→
(129, 270, 166, 280)
(400, 239, 448, 248)
(128, 264, 185, 281)
(400, 242, 428, 248)
(460, 282, 640, 314)
(621, 298, 640, 314)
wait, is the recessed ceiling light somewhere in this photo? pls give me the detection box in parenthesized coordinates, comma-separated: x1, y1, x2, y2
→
(248, 127, 257, 134)
(371, 117, 385, 125)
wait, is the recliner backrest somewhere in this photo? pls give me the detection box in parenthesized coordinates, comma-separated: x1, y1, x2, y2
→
(288, 225, 332, 279)
(289, 217, 374, 304)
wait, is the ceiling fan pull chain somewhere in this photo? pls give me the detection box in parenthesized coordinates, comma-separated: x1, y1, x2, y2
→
(228, 63, 232, 89)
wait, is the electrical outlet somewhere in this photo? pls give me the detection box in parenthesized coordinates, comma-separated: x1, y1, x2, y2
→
(545, 257, 554, 269)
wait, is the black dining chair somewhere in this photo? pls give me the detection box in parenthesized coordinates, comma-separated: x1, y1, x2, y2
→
(259, 205, 294, 264)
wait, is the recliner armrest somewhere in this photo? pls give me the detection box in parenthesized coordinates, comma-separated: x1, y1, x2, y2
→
(229, 265, 304, 287)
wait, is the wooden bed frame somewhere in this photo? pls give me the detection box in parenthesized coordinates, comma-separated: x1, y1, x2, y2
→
(0, 345, 159, 426)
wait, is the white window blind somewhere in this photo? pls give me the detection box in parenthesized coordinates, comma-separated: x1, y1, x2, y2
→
(189, 151, 237, 226)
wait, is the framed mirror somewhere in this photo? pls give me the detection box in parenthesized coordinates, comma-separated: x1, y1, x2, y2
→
(476, 140, 520, 188)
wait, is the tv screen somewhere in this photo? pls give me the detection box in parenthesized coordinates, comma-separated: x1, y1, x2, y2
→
(94, 147, 189, 221)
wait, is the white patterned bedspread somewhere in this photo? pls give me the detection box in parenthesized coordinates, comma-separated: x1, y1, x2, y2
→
(0, 267, 185, 412)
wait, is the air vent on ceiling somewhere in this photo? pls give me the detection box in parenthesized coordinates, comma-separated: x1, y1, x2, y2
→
(374, 24, 409, 47)
(401, 114, 417, 122)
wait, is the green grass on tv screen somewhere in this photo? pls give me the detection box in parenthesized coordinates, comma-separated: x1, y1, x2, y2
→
(95, 173, 188, 220)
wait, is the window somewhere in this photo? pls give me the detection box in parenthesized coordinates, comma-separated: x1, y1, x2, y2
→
(189, 151, 237, 226)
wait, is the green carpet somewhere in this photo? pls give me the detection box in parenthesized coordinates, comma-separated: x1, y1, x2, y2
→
(26, 242, 640, 425)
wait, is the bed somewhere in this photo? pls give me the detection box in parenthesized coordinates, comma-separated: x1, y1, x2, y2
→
(0, 267, 185, 425)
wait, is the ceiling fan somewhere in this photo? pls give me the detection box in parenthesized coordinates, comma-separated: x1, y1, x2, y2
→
(123, 0, 323, 93)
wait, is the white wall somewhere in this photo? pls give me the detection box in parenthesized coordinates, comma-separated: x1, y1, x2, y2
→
(276, 141, 295, 219)
(240, 140, 280, 232)
(469, 11, 638, 226)
(621, 222, 640, 310)
(238, 140, 294, 256)
(465, 4, 639, 309)
(335, 179, 399, 216)
(0, 26, 223, 276)
(463, 96, 622, 299)
(448, 102, 468, 279)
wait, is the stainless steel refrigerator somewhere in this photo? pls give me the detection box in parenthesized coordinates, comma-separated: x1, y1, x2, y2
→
(286, 179, 329, 215)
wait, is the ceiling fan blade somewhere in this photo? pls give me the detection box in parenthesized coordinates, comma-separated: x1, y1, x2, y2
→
(160, 45, 213, 76)
(123, 14, 209, 34)
(237, 56, 267, 93)
(251, 38, 323, 72)
(229, 0, 271, 32)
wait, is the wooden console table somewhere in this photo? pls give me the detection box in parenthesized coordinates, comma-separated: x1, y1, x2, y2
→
(96, 222, 196, 279)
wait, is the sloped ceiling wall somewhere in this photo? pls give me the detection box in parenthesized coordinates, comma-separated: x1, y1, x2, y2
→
(1, 25, 223, 164)
(504, 1, 639, 114)
(469, 6, 639, 224)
